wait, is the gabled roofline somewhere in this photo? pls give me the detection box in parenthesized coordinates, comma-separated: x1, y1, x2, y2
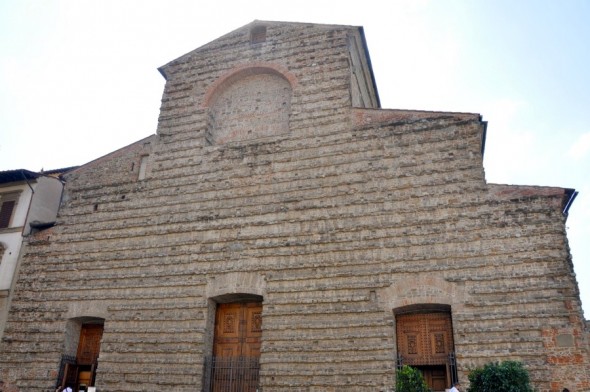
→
(42, 166, 79, 176)
(158, 20, 267, 81)
(64, 134, 156, 178)
(157, 20, 380, 87)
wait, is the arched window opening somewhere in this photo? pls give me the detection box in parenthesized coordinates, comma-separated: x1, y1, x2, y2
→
(57, 317, 104, 392)
(394, 304, 457, 392)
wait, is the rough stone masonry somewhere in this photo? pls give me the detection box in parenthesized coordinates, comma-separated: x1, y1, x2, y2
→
(0, 21, 588, 392)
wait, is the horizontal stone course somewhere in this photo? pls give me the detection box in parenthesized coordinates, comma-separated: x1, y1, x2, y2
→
(0, 21, 587, 392)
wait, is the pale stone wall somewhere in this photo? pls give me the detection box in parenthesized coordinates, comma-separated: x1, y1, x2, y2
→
(0, 21, 587, 392)
(209, 72, 292, 144)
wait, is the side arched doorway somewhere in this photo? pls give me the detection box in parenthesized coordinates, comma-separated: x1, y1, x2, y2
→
(395, 306, 457, 392)
(57, 317, 104, 391)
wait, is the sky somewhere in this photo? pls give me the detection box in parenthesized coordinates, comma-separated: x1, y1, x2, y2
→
(0, 0, 588, 315)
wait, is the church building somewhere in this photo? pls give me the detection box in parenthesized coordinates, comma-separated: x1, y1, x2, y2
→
(0, 21, 588, 392)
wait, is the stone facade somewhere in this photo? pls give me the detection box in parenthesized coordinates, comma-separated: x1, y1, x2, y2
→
(0, 21, 588, 392)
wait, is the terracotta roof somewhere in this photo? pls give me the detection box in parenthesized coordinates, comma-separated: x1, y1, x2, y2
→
(41, 166, 79, 177)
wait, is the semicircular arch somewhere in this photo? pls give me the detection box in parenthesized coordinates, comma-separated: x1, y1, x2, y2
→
(203, 63, 297, 108)
(204, 64, 296, 144)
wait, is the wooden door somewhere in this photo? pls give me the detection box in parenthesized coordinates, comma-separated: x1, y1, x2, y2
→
(396, 312, 454, 366)
(77, 324, 104, 365)
(396, 312, 454, 391)
(421, 365, 448, 392)
(214, 302, 262, 358)
(212, 302, 262, 392)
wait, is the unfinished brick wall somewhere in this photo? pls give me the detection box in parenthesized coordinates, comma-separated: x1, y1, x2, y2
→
(0, 21, 587, 392)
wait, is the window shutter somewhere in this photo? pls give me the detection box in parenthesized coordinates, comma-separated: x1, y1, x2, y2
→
(0, 200, 15, 229)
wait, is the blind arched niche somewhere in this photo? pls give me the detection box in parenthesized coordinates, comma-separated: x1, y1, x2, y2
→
(207, 67, 293, 144)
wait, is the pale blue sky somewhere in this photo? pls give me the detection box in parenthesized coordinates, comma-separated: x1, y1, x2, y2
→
(1, 0, 588, 314)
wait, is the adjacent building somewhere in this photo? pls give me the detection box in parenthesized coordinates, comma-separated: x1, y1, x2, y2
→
(0, 169, 67, 339)
(0, 21, 588, 392)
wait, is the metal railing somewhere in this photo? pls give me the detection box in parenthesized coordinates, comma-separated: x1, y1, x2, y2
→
(203, 356, 260, 392)
(396, 352, 458, 386)
(55, 354, 77, 390)
(448, 351, 458, 386)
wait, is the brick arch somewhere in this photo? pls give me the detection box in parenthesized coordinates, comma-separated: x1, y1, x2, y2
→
(204, 63, 296, 144)
(202, 63, 297, 108)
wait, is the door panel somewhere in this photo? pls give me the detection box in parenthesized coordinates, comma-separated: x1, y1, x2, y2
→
(77, 324, 104, 365)
(214, 303, 242, 357)
(396, 312, 453, 366)
(244, 303, 262, 358)
(420, 365, 448, 392)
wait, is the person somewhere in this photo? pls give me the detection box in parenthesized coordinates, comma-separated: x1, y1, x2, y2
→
(450, 382, 461, 392)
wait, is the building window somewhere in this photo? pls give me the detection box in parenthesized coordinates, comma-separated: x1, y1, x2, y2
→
(138, 155, 148, 180)
(0, 193, 20, 229)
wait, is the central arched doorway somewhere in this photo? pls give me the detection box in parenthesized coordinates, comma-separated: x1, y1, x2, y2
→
(395, 305, 457, 392)
(204, 294, 263, 392)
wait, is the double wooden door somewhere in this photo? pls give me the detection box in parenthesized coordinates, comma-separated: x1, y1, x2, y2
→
(214, 302, 262, 358)
(211, 302, 262, 392)
(396, 312, 454, 391)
